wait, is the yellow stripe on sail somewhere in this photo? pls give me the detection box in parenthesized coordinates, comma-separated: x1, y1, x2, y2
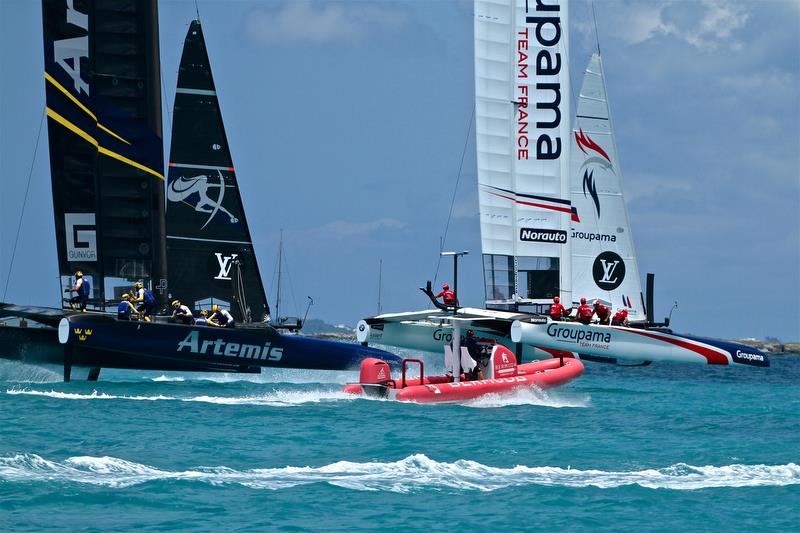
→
(97, 123, 131, 145)
(46, 107, 98, 147)
(46, 107, 165, 181)
(45, 72, 131, 145)
(98, 146, 165, 181)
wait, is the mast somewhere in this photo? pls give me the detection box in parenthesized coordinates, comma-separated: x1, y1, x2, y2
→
(275, 232, 283, 322)
(377, 259, 382, 315)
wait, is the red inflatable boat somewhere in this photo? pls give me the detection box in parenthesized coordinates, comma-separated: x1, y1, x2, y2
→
(344, 344, 583, 403)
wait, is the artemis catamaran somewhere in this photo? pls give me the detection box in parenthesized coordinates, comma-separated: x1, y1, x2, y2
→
(356, 0, 768, 369)
(0, 1, 399, 380)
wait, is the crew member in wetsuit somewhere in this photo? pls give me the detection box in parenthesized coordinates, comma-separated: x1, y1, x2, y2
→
(464, 329, 485, 381)
(170, 299, 194, 325)
(65, 270, 90, 312)
(549, 296, 569, 321)
(117, 294, 139, 321)
(611, 307, 629, 326)
(195, 309, 209, 326)
(208, 304, 235, 328)
(594, 299, 611, 325)
(435, 283, 457, 307)
(576, 297, 594, 325)
(130, 281, 155, 322)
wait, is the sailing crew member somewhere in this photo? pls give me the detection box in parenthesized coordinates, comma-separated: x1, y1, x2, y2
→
(549, 296, 569, 321)
(611, 308, 629, 326)
(130, 281, 155, 322)
(170, 299, 194, 325)
(208, 304, 235, 328)
(435, 283, 457, 306)
(594, 299, 611, 325)
(117, 294, 139, 321)
(195, 310, 209, 326)
(65, 270, 90, 312)
(576, 297, 594, 325)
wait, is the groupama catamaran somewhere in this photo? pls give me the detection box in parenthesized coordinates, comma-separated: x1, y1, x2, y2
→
(355, 0, 769, 371)
(0, 1, 399, 380)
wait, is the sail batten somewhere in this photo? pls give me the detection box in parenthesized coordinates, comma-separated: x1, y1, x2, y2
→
(165, 20, 269, 323)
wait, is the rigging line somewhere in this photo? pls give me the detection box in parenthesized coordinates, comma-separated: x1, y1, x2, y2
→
(433, 105, 475, 285)
(3, 108, 46, 302)
(591, 0, 601, 55)
(160, 66, 172, 134)
(195, 0, 201, 22)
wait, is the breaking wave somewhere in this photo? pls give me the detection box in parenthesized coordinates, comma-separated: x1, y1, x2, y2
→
(1, 453, 797, 492)
(149, 375, 185, 382)
(5, 389, 174, 401)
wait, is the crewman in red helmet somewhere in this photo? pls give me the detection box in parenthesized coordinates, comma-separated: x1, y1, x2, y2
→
(549, 296, 569, 321)
(576, 297, 594, 325)
(594, 299, 611, 325)
(435, 283, 457, 306)
(612, 307, 629, 326)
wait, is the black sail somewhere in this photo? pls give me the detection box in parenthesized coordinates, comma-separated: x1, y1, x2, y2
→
(42, 0, 166, 308)
(166, 20, 269, 323)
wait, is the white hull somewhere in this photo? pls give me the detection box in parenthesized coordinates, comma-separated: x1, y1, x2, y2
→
(510, 320, 767, 367)
(357, 309, 768, 368)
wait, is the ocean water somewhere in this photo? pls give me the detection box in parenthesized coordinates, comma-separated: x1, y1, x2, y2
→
(0, 350, 798, 532)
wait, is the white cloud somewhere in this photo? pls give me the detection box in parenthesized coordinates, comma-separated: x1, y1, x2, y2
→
(244, 1, 406, 46)
(607, 0, 750, 50)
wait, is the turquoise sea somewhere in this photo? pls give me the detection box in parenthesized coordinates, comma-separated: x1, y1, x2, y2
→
(0, 349, 798, 531)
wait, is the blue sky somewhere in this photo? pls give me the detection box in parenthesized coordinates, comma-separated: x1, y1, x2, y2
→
(1, 0, 798, 341)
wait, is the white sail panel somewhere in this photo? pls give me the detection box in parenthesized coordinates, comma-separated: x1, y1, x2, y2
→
(570, 53, 644, 319)
(475, 0, 571, 310)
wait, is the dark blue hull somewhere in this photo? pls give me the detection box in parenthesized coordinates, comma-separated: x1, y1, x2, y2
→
(62, 313, 400, 373)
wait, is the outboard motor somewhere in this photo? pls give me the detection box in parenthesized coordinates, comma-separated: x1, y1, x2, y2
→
(357, 358, 394, 398)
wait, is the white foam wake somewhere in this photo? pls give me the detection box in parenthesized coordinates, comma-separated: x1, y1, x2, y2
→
(5, 389, 174, 401)
(462, 387, 590, 409)
(1, 453, 797, 492)
(0, 360, 61, 383)
(184, 389, 355, 406)
(5, 387, 354, 406)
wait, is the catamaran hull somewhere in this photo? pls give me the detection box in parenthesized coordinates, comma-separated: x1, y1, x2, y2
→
(510, 320, 769, 367)
(60, 314, 401, 373)
(356, 314, 769, 368)
(356, 319, 549, 361)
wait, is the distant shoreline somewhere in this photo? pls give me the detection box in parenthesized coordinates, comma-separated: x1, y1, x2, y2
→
(728, 339, 800, 355)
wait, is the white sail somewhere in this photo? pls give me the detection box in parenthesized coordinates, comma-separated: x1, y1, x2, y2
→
(570, 53, 644, 319)
(474, 0, 572, 312)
